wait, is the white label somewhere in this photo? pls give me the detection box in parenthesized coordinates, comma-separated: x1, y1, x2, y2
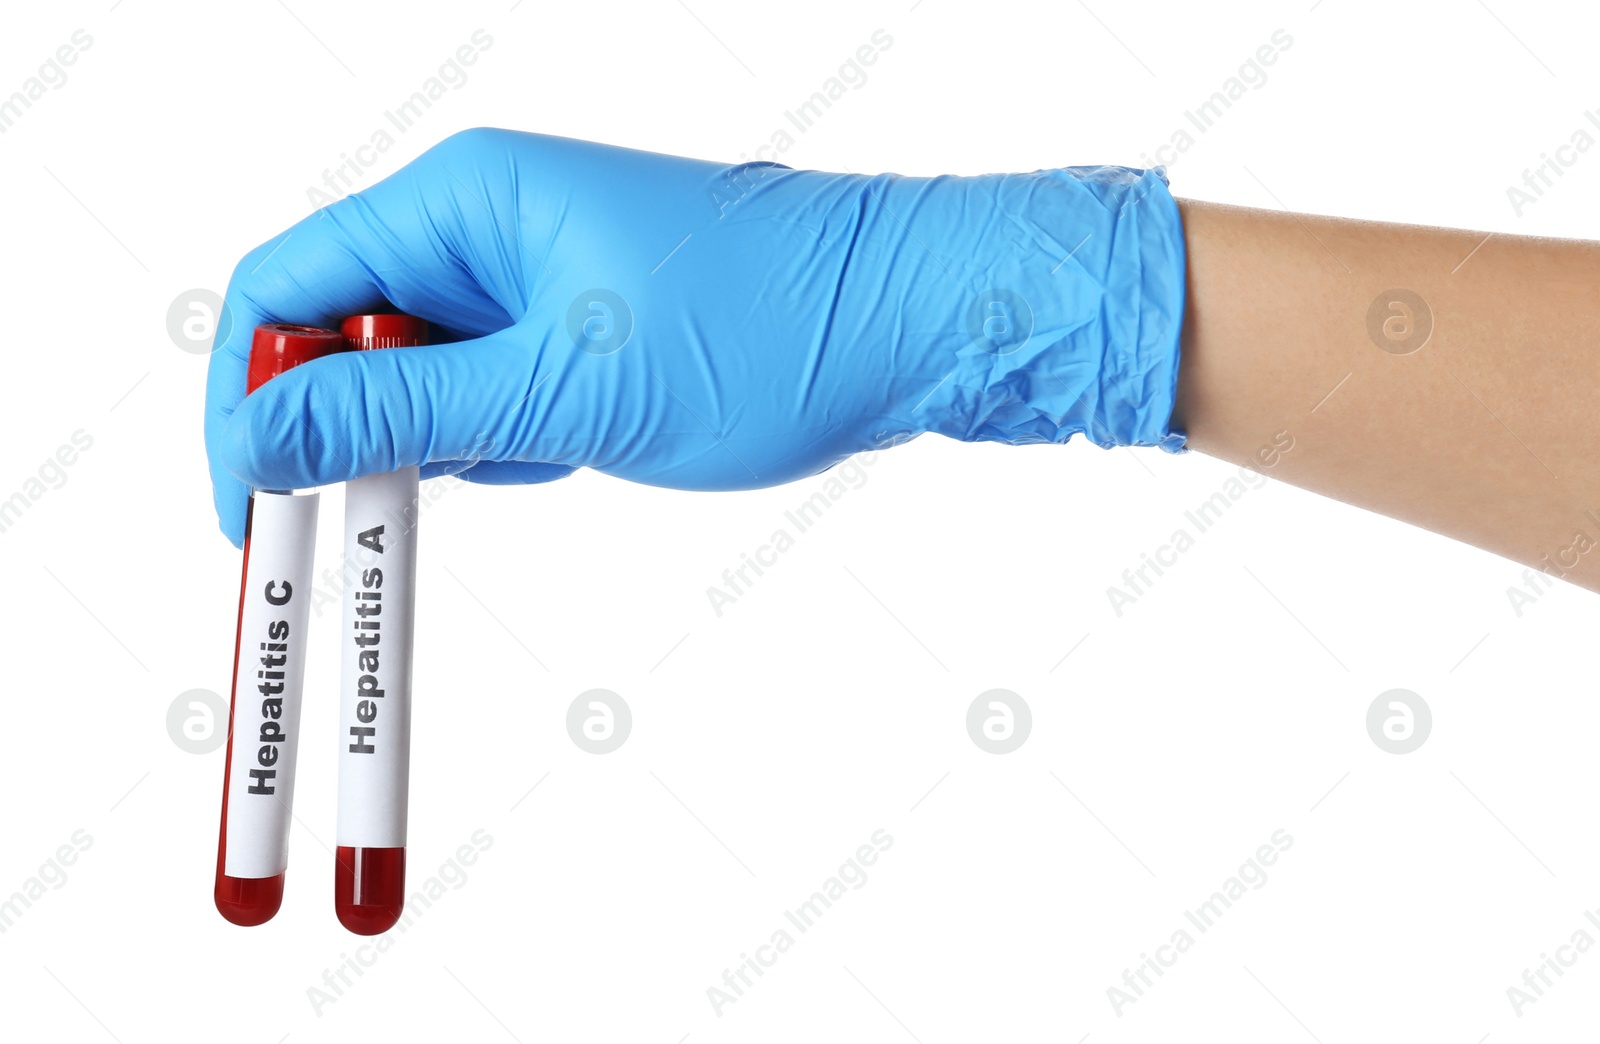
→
(336, 467, 419, 847)
(224, 491, 319, 879)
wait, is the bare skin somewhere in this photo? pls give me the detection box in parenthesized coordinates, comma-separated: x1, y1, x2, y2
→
(1170, 198, 1600, 594)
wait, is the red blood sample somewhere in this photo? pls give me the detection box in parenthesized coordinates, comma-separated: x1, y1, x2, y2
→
(215, 324, 344, 927)
(333, 313, 428, 936)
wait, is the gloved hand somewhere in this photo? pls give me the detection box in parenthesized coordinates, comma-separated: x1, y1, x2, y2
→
(206, 128, 1188, 546)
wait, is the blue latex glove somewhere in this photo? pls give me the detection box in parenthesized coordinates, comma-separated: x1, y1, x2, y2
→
(207, 129, 1188, 547)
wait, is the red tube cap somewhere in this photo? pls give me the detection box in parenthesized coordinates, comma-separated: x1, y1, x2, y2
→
(248, 324, 344, 394)
(341, 314, 429, 351)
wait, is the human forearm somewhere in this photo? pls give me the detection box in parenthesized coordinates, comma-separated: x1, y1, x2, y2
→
(1171, 198, 1600, 591)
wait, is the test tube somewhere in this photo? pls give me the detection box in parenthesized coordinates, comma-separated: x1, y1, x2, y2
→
(334, 313, 428, 935)
(215, 323, 345, 926)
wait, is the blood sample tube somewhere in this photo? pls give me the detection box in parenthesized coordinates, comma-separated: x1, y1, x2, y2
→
(334, 313, 428, 935)
(215, 323, 345, 926)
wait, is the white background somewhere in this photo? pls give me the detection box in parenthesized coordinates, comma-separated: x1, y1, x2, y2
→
(1, 0, 1597, 1039)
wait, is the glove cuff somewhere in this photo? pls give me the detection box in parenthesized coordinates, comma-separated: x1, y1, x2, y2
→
(927, 164, 1188, 454)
